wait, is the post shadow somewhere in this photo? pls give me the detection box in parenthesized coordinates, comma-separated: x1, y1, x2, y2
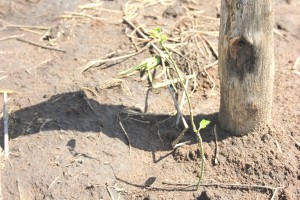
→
(0, 90, 231, 152)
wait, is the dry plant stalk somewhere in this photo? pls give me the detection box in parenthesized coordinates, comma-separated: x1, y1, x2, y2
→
(161, 181, 284, 195)
(2, 91, 9, 158)
(0, 19, 50, 31)
(0, 34, 24, 41)
(16, 38, 66, 53)
(0, 76, 8, 81)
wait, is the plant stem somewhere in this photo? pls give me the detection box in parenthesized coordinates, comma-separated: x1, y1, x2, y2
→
(161, 42, 205, 190)
(196, 132, 205, 190)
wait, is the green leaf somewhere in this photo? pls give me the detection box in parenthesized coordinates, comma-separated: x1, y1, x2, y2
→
(149, 27, 161, 39)
(145, 56, 161, 70)
(118, 56, 161, 76)
(161, 34, 168, 42)
(149, 27, 168, 44)
(199, 119, 210, 129)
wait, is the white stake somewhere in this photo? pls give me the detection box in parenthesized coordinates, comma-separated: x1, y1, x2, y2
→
(3, 91, 9, 158)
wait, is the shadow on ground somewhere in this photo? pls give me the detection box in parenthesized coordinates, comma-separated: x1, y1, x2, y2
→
(0, 90, 230, 151)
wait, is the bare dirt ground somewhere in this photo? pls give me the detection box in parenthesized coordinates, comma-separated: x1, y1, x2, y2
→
(0, 0, 299, 199)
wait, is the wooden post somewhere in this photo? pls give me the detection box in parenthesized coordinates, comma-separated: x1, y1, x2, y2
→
(218, 0, 275, 135)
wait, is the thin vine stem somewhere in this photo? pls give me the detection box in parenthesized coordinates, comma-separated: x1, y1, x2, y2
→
(161, 41, 206, 190)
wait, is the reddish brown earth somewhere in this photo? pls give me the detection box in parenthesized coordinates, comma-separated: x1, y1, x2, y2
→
(0, 0, 299, 199)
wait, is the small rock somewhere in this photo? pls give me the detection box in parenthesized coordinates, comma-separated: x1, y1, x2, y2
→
(144, 177, 156, 187)
(261, 133, 272, 142)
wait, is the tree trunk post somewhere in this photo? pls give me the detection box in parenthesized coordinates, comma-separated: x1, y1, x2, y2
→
(218, 0, 275, 136)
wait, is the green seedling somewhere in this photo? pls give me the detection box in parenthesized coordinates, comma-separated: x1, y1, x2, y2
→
(149, 27, 168, 44)
(196, 119, 210, 190)
(150, 28, 212, 190)
(118, 55, 161, 84)
(118, 28, 166, 85)
(119, 27, 211, 190)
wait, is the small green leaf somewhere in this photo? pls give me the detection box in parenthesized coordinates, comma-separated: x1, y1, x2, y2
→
(161, 34, 168, 42)
(145, 56, 161, 69)
(199, 119, 210, 129)
(118, 56, 161, 77)
(149, 27, 161, 39)
(149, 27, 168, 44)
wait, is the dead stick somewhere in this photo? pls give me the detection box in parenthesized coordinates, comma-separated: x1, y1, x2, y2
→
(16, 38, 66, 53)
(118, 118, 132, 154)
(82, 51, 139, 72)
(25, 59, 52, 74)
(270, 188, 278, 200)
(288, 135, 300, 146)
(106, 186, 115, 200)
(203, 66, 216, 95)
(3, 91, 9, 158)
(161, 63, 188, 148)
(48, 176, 60, 190)
(82, 41, 152, 73)
(202, 37, 218, 59)
(6, 24, 49, 30)
(123, 17, 148, 39)
(162, 181, 284, 191)
(0, 34, 24, 41)
(292, 57, 300, 70)
(203, 60, 218, 70)
(0, 76, 8, 81)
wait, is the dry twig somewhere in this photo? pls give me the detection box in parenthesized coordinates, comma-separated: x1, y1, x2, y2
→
(288, 135, 300, 147)
(162, 181, 285, 194)
(292, 57, 300, 70)
(271, 187, 279, 200)
(84, 97, 96, 113)
(118, 116, 132, 154)
(152, 74, 195, 89)
(25, 59, 52, 74)
(48, 176, 60, 190)
(81, 87, 98, 97)
(0, 19, 50, 31)
(39, 118, 54, 132)
(275, 140, 282, 153)
(273, 28, 288, 41)
(0, 34, 24, 41)
(82, 51, 140, 73)
(203, 64, 216, 95)
(292, 57, 300, 69)
(0, 76, 8, 81)
(202, 36, 218, 59)
(16, 38, 66, 53)
(60, 12, 105, 21)
(203, 60, 218, 70)
(106, 186, 115, 200)
(20, 28, 44, 35)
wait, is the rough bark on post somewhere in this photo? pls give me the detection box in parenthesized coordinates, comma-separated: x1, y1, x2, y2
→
(218, 0, 275, 135)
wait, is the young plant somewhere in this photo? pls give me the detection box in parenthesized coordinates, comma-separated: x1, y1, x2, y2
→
(196, 119, 211, 189)
(149, 27, 168, 44)
(119, 27, 211, 190)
